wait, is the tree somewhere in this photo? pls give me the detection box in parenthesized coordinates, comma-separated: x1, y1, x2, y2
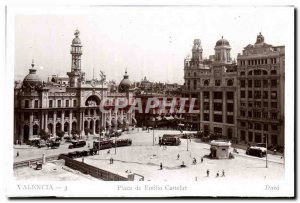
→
(56, 130, 65, 140)
(39, 129, 49, 140)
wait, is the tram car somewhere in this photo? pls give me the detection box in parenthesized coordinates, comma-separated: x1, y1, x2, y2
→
(246, 143, 267, 157)
(93, 139, 114, 150)
(68, 140, 86, 149)
(114, 139, 132, 147)
(159, 134, 181, 146)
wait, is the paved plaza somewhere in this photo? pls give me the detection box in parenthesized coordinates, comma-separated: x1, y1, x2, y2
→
(14, 128, 284, 181)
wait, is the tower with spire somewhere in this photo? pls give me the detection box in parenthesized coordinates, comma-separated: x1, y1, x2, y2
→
(67, 29, 85, 87)
(191, 39, 203, 61)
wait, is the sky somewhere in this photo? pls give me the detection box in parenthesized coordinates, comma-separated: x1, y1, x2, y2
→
(14, 6, 292, 84)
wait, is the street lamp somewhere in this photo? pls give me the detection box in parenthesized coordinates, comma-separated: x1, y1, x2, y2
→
(186, 124, 189, 151)
(265, 134, 268, 168)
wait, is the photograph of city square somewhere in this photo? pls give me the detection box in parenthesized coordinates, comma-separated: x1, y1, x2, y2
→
(7, 6, 294, 197)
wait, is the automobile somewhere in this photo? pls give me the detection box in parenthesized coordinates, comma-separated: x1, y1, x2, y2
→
(246, 143, 267, 157)
(68, 140, 86, 149)
(37, 140, 46, 148)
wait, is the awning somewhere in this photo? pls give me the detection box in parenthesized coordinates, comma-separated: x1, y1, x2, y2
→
(117, 117, 123, 125)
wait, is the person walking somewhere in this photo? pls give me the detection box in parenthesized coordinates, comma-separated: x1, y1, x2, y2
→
(160, 162, 163, 170)
(201, 157, 203, 163)
(222, 170, 225, 177)
(206, 169, 210, 177)
(16, 151, 19, 157)
(216, 171, 219, 178)
(177, 154, 180, 160)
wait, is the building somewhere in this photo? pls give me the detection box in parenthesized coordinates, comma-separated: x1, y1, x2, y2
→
(237, 32, 285, 147)
(14, 29, 136, 143)
(183, 38, 238, 139)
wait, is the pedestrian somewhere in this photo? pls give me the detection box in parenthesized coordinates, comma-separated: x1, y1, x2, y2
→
(111, 158, 114, 164)
(82, 157, 84, 163)
(193, 158, 197, 164)
(177, 154, 180, 160)
(216, 171, 219, 178)
(201, 157, 203, 163)
(160, 162, 163, 170)
(88, 143, 90, 148)
(222, 170, 225, 177)
(16, 151, 19, 157)
(206, 169, 210, 177)
(107, 150, 110, 154)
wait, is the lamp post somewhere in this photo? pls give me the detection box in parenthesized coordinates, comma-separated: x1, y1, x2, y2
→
(153, 121, 155, 146)
(187, 124, 189, 151)
(265, 134, 268, 168)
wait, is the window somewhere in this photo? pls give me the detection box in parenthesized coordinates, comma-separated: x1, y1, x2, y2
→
(264, 124, 268, 131)
(57, 111, 61, 118)
(241, 122, 246, 127)
(25, 100, 29, 108)
(204, 80, 209, 86)
(240, 131, 246, 141)
(214, 103, 222, 111)
(215, 80, 221, 86)
(34, 100, 38, 108)
(204, 102, 209, 110)
(255, 133, 261, 143)
(194, 72, 197, 77)
(262, 70, 268, 75)
(271, 113, 277, 120)
(263, 80, 268, 88)
(48, 111, 53, 119)
(204, 113, 209, 121)
(213, 114, 222, 123)
(58, 100, 61, 108)
(271, 102, 277, 108)
(214, 92, 222, 99)
(227, 115, 234, 124)
(254, 111, 261, 118)
(254, 123, 262, 130)
(49, 100, 53, 108)
(240, 71, 245, 76)
(254, 70, 261, 75)
(248, 132, 253, 142)
(248, 102, 253, 107)
(248, 70, 252, 75)
(240, 111, 246, 117)
(271, 80, 277, 88)
(271, 134, 278, 145)
(203, 91, 209, 99)
(263, 102, 268, 108)
(33, 112, 38, 119)
(263, 91, 268, 99)
(240, 102, 246, 107)
(24, 112, 30, 120)
(271, 91, 277, 99)
(241, 91, 245, 98)
(254, 91, 261, 99)
(227, 92, 234, 100)
(193, 80, 197, 90)
(65, 111, 70, 117)
(254, 80, 261, 88)
(263, 112, 268, 119)
(66, 100, 69, 107)
(248, 80, 252, 87)
(241, 80, 245, 88)
(249, 123, 253, 129)
(248, 91, 252, 98)
(85, 109, 89, 116)
(271, 125, 278, 131)
(227, 103, 233, 112)
(248, 111, 252, 117)
(254, 102, 261, 108)
(227, 79, 233, 86)
(73, 100, 77, 107)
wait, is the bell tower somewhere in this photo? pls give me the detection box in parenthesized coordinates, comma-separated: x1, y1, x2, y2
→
(191, 39, 203, 61)
(67, 29, 85, 87)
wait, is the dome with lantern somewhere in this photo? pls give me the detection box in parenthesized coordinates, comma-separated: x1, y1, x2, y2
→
(72, 29, 81, 45)
(215, 36, 230, 47)
(118, 70, 132, 93)
(22, 60, 42, 89)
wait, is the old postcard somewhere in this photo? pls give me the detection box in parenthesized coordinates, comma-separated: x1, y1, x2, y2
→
(4, 5, 295, 198)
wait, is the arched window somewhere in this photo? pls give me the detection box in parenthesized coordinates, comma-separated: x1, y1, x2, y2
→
(248, 70, 253, 76)
(227, 79, 233, 86)
(262, 70, 268, 75)
(204, 80, 209, 86)
(240, 71, 245, 76)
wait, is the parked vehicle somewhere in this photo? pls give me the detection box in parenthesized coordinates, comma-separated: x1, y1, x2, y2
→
(93, 139, 113, 150)
(37, 140, 46, 148)
(113, 139, 132, 147)
(246, 143, 267, 157)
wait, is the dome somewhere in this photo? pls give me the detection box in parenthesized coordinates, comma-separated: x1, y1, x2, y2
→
(118, 70, 132, 93)
(72, 29, 81, 45)
(215, 36, 230, 47)
(22, 61, 42, 88)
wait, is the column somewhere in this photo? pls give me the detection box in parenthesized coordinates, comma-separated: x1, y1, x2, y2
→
(53, 111, 57, 136)
(69, 111, 73, 135)
(45, 113, 48, 133)
(222, 91, 227, 124)
(200, 91, 203, 122)
(79, 111, 83, 131)
(93, 120, 96, 135)
(209, 91, 213, 123)
(61, 111, 65, 132)
(41, 112, 44, 130)
(29, 113, 33, 138)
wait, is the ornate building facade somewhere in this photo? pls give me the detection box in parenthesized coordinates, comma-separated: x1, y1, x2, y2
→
(237, 33, 285, 146)
(14, 30, 136, 143)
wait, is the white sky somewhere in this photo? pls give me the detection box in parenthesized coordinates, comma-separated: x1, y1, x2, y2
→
(14, 6, 292, 84)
